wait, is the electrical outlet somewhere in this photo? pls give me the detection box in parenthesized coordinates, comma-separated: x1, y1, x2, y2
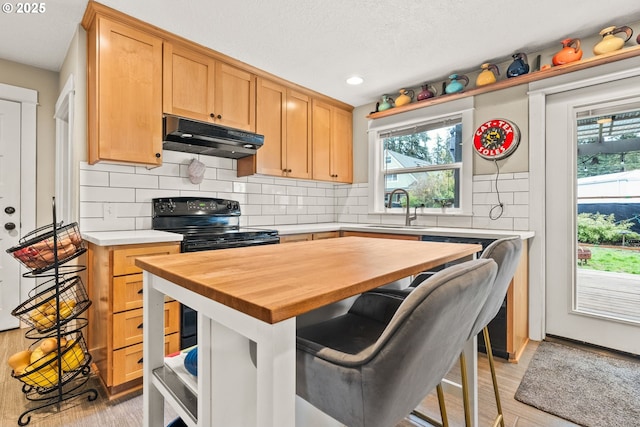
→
(103, 203, 116, 220)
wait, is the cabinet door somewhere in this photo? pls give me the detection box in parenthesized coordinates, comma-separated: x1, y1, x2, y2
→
(163, 42, 216, 122)
(90, 17, 163, 166)
(332, 107, 353, 183)
(253, 77, 286, 176)
(311, 99, 333, 181)
(215, 62, 256, 131)
(286, 90, 312, 179)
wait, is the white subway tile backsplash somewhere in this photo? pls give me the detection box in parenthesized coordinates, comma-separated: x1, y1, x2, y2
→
(233, 181, 262, 194)
(436, 215, 473, 228)
(513, 191, 529, 205)
(199, 179, 233, 193)
(80, 161, 134, 173)
(158, 176, 199, 191)
(81, 186, 135, 202)
(286, 186, 308, 196)
(248, 194, 275, 205)
(80, 202, 104, 218)
(261, 184, 287, 195)
(135, 189, 179, 203)
(111, 172, 159, 189)
(80, 170, 109, 187)
(136, 163, 181, 176)
(79, 160, 531, 233)
(262, 204, 288, 215)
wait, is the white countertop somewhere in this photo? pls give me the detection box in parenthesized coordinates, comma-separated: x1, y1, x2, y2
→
(82, 230, 183, 246)
(275, 223, 535, 240)
(82, 223, 534, 246)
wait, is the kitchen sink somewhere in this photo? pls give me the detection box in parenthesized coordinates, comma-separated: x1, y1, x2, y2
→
(366, 224, 433, 230)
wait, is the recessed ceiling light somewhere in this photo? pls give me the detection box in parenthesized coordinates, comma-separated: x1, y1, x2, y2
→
(346, 76, 364, 85)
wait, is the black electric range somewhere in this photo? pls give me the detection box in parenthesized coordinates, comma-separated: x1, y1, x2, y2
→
(152, 196, 279, 348)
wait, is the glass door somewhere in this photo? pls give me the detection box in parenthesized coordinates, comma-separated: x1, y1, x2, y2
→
(545, 76, 640, 355)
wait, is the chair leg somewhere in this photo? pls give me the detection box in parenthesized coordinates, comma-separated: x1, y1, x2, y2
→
(483, 326, 505, 427)
(410, 383, 449, 427)
(459, 352, 471, 427)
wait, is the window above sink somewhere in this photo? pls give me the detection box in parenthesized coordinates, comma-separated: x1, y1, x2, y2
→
(368, 97, 474, 217)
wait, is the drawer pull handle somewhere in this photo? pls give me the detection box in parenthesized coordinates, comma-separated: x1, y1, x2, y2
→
(137, 357, 143, 364)
(137, 289, 143, 294)
(137, 323, 144, 329)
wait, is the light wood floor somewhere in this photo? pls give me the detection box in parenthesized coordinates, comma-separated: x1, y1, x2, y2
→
(1, 327, 590, 427)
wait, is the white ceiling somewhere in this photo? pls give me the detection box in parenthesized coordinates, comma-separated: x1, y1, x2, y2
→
(2, 0, 640, 107)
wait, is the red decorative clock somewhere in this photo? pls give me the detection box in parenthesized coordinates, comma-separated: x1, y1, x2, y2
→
(473, 119, 520, 160)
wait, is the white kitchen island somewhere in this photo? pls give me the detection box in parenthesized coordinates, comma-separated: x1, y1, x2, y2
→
(137, 237, 482, 427)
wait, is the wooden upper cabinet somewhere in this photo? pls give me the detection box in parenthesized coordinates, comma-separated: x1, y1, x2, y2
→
(215, 62, 256, 132)
(163, 42, 256, 131)
(163, 42, 215, 122)
(312, 100, 353, 183)
(332, 107, 353, 183)
(238, 78, 311, 179)
(246, 77, 286, 176)
(285, 90, 312, 179)
(87, 16, 163, 166)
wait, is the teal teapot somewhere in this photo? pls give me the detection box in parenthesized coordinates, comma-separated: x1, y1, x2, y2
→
(378, 95, 394, 112)
(445, 74, 469, 94)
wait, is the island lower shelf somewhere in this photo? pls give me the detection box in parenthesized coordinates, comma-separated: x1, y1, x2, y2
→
(152, 364, 198, 425)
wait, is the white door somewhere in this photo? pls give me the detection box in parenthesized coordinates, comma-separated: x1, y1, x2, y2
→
(0, 99, 22, 331)
(546, 76, 640, 355)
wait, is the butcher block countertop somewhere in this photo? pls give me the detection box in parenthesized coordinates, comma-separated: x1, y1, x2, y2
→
(135, 236, 481, 324)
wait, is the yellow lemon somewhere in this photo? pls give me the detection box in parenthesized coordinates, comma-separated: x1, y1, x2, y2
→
(61, 341, 85, 371)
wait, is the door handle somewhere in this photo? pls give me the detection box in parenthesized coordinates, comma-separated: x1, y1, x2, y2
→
(4, 222, 15, 230)
(5, 206, 15, 214)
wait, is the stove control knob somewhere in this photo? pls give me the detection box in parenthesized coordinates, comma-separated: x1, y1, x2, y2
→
(233, 202, 239, 210)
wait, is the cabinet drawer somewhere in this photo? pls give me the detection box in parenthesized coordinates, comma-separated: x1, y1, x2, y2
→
(113, 301, 180, 349)
(112, 274, 175, 313)
(113, 273, 144, 313)
(112, 332, 180, 386)
(112, 243, 180, 276)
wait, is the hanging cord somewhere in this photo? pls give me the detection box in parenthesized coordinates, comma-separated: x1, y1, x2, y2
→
(489, 159, 504, 220)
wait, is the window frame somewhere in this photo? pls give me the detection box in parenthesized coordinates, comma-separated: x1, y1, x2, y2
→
(368, 97, 474, 216)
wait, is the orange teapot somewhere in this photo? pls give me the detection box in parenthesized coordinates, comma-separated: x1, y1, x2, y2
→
(552, 38, 583, 66)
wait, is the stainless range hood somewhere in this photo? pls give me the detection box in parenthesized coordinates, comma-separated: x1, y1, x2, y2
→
(163, 114, 264, 159)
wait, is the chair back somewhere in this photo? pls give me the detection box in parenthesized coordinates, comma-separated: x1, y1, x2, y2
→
(468, 236, 523, 338)
(319, 258, 497, 427)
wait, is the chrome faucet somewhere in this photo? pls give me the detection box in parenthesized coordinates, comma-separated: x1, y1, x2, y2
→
(386, 188, 417, 226)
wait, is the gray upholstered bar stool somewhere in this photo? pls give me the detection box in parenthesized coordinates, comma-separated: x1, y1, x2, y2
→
(296, 258, 498, 427)
(459, 237, 523, 427)
(376, 237, 523, 427)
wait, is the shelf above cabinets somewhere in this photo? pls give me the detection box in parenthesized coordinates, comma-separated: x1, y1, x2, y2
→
(367, 45, 640, 120)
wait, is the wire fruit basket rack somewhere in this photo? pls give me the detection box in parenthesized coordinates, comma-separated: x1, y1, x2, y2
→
(11, 276, 91, 335)
(7, 222, 86, 276)
(5, 199, 97, 426)
(11, 330, 92, 396)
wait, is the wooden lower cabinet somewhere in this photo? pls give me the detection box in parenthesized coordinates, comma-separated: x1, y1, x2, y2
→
(113, 333, 179, 386)
(279, 231, 339, 243)
(340, 231, 420, 241)
(87, 241, 181, 398)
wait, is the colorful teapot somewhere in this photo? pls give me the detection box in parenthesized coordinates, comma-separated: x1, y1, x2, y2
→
(417, 83, 437, 101)
(552, 38, 583, 66)
(593, 26, 633, 55)
(394, 89, 414, 107)
(378, 95, 394, 112)
(476, 63, 499, 86)
(506, 52, 530, 78)
(445, 74, 469, 94)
